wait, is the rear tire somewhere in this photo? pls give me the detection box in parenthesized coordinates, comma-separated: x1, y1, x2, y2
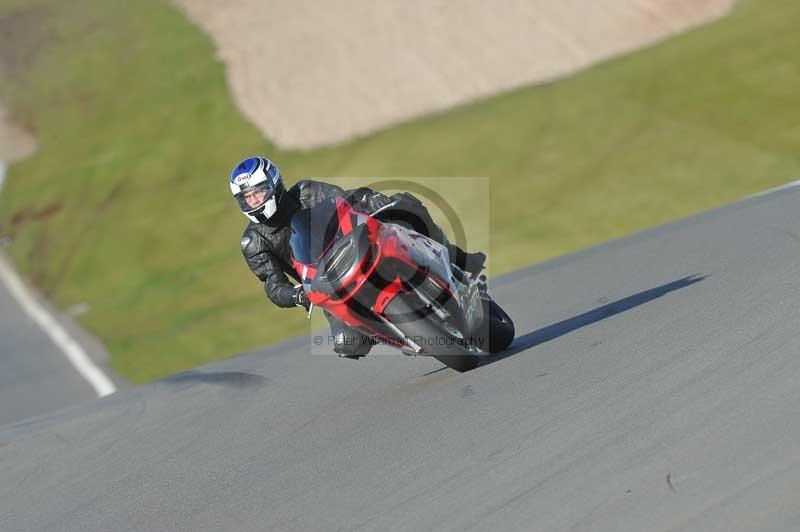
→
(479, 298, 515, 353)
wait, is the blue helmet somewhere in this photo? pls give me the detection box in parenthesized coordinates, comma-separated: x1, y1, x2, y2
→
(229, 156, 285, 223)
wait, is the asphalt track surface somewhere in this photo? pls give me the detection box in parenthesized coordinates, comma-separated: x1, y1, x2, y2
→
(0, 270, 96, 427)
(2, 186, 800, 531)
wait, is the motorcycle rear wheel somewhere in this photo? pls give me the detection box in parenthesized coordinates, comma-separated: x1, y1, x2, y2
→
(478, 298, 515, 353)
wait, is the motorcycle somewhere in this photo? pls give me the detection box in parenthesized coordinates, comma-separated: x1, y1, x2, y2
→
(288, 195, 515, 372)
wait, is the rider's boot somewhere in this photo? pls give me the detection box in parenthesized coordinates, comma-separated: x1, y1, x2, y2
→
(333, 329, 372, 360)
(325, 311, 372, 360)
(447, 244, 486, 276)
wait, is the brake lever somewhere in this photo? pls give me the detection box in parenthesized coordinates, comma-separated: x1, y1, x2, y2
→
(294, 283, 314, 318)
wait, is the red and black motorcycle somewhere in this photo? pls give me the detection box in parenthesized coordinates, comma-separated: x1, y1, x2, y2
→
(289, 195, 515, 372)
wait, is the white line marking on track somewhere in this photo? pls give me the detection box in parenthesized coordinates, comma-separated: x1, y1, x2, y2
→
(0, 255, 116, 397)
(749, 179, 800, 198)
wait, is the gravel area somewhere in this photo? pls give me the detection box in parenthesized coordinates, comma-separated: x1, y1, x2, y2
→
(173, 0, 734, 149)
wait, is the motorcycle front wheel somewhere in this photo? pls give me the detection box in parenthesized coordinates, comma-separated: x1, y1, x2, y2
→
(382, 295, 481, 373)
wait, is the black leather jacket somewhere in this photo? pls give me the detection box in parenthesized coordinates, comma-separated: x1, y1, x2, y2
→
(240, 180, 394, 307)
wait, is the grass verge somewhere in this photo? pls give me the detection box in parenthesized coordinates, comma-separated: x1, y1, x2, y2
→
(0, 0, 798, 382)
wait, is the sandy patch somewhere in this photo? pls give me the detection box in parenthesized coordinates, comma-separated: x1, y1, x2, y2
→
(0, 101, 36, 164)
(0, 7, 44, 166)
(0, 100, 36, 193)
(173, 0, 735, 149)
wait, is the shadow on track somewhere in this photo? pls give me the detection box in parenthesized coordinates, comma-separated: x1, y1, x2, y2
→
(482, 274, 707, 366)
(420, 366, 450, 377)
(161, 370, 268, 389)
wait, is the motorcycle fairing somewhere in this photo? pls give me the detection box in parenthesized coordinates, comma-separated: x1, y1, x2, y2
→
(289, 196, 484, 351)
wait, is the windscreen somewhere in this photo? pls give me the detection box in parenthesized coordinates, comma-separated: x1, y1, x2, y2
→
(289, 197, 345, 265)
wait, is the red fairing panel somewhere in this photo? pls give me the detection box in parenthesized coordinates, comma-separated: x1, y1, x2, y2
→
(374, 276, 403, 315)
(291, 198, 456, 347)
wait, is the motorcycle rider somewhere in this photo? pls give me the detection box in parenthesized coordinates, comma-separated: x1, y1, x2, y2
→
(230, 156, 485, 359)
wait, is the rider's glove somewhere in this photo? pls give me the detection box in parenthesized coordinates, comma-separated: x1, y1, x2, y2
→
(292, 285, 311, 311)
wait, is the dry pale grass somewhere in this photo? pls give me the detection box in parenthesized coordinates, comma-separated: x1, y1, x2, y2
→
(173, 0, 734, 149)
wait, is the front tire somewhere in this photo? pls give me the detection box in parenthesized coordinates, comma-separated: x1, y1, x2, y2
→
(383, 295, 481, 372)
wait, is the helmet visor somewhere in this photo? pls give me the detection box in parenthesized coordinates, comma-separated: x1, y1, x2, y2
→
(235, 181, 274, 213)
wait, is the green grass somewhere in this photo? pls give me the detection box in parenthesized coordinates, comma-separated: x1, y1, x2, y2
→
(1, 0, 799, 382)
